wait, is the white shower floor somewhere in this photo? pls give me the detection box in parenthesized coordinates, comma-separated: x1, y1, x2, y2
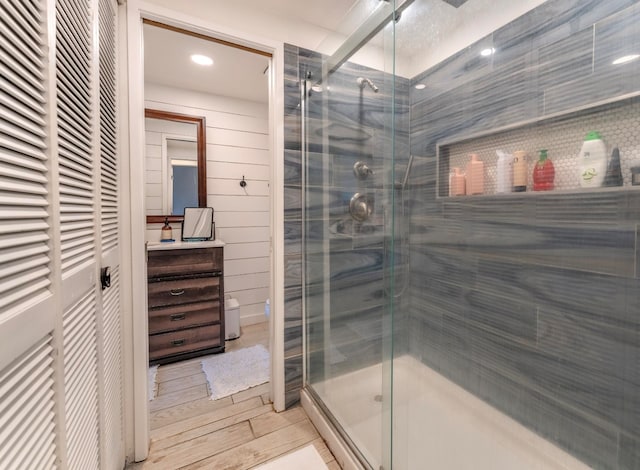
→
(314, 355, 591, 470)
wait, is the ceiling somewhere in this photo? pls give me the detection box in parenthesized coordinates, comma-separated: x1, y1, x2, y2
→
(224, 0, 361, 32)
(143, 0, 361, 103)
(143, 23, 271, 103)
(143, 0, 545, 99)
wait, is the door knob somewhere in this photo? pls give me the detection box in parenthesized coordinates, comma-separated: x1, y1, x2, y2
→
(100, 266, 111, 290)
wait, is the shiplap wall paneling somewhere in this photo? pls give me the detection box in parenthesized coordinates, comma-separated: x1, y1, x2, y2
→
(145, 84, 270, 323)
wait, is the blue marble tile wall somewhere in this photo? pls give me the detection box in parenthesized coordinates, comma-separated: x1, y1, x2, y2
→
(283, 43, 411, 407)
(283, 43, 304, 408)
(407, 0, 640, 468)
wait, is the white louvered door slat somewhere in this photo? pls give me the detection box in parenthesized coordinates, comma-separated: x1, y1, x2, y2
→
(63, 291, 99, 469)
(2, 0, 124, 468)
(0, 0, 51, 319)
(0, 336, 57, 470)
(98, 0, 124, 466)
(55, 0, 101, 468)
(56, 0, 96, 278)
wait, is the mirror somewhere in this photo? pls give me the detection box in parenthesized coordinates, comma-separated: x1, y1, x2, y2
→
(182, 207, 214, 240)
(145, 109, 207, 223)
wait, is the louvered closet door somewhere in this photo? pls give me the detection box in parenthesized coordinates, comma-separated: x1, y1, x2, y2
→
(2, 0, 124, 468)
(56, 0, 101, 468)
(98, 0, 124, 467)
(0, 0, 59, 468)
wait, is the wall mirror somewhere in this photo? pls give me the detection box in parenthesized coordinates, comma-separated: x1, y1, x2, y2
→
(145, 109, 207, 223)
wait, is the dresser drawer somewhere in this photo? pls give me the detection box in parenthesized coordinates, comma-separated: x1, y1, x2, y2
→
(148, 301, 220, 335)
(148, 247, 223, 278)
(148, 276, 220, 308)
(149, 324, 221, 361)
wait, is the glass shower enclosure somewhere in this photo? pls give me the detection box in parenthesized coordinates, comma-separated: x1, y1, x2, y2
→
(301, 1, 401, 468)
(298, 0, 640, 469)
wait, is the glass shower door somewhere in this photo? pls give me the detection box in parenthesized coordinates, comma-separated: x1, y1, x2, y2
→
(301, 2, 400, 468)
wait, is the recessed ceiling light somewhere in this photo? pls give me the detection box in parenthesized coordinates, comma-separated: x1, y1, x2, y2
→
(191, 54, 213, 66)
(480, 47, 496, 57)
(612, 54, 640, 65)
(414, 83, 426, 90)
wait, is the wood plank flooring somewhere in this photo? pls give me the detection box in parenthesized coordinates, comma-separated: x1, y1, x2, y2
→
(127, 323, 340, 469)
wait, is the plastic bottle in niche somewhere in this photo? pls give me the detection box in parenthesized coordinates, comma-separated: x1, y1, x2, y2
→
(495, 150, 513, 194)
(578, 131, 607, 188)
(631, 162, 640, 186)
(603, 147, 623, 187)
(465, 154, 484, 195)
(449, 167, 466, 196)
(512, 150, 528, 192)
(533, 149, 555, 191)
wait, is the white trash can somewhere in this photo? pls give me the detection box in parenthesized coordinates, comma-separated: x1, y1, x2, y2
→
(225, 298, 240, 340)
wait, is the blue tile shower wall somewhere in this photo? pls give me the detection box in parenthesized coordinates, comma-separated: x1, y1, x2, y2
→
(408, 0, 640, 468)
(283, 44, 411, 407)
(283, 43, 303, 408)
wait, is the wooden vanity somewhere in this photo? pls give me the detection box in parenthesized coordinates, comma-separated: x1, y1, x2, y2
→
(147, 240, 225, 364)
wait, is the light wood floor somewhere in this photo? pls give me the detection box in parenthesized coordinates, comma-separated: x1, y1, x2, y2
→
(127, 322, 340, 469)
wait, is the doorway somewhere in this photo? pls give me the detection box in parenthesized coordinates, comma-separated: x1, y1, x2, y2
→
(142, 19, 273, 430)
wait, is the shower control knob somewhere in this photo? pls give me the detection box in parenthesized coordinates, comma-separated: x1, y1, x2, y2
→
(349, 193, 373, 222)
(353, 161, 374, 180)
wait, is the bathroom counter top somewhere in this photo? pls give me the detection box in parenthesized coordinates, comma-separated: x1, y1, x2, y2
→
(146, 239, 225, 251)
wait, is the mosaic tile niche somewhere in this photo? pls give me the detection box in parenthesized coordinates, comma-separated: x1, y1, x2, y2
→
(441, 98, 640, 197)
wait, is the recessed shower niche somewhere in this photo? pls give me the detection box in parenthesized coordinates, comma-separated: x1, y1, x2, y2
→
(437, 97, 640, 198)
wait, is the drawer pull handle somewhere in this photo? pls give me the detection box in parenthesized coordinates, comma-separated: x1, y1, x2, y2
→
(170, 313, 186, 321)
(171, 339, 185, 347)
(170, 289, 185, 296)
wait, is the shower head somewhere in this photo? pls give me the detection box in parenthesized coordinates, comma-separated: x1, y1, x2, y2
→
(357, 76, 379, 93)
(441, 0, 469, 7)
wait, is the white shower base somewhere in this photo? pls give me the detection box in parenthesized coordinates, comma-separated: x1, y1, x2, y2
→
(308, 355, 591, 470)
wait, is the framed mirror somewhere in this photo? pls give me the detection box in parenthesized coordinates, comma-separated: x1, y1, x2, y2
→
(145, 109, 207, 223)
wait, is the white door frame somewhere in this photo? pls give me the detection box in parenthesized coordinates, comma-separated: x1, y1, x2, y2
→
(122, 0, 286, 461)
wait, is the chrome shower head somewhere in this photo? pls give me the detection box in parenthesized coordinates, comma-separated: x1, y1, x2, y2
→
(442, 0, 469, 7)
(357, 76, 379, 93)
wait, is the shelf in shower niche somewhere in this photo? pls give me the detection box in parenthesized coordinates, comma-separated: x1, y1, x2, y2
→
(436, 94, 640, 198)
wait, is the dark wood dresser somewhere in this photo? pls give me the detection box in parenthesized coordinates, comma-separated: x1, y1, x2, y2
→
(147, 242, 225, 364)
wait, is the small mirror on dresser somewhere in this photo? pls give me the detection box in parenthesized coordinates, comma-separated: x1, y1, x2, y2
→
(182, 207, 214, 241)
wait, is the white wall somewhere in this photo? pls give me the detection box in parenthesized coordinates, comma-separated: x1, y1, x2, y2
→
(145, 83, 270, 325)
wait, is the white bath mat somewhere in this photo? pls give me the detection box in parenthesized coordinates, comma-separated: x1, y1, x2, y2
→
(148, 365, 159, 401)
(254, 445, 328, 470)
(201, 344, 270, 401)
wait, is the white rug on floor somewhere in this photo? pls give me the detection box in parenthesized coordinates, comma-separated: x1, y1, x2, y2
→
(254, 445, 328, 470)
(201, 344, 270, 401)
(148, 365, 159, 401)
